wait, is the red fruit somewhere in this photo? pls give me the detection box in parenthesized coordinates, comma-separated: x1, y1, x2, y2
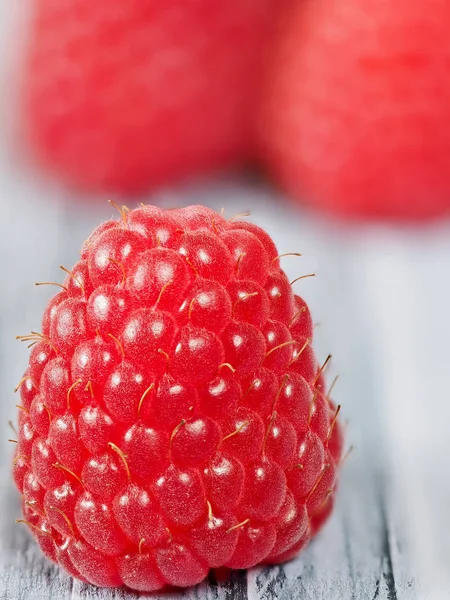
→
(265, 272, 294, 325)
(289, 339, 317, 383)
(34, 521, 59, 564)
(103, 361, 152, 425)
(290, 295, 314, 341)
(221, 230, 269, 285)
(22, 471, 46, 517)
(178, 231, 233, 285)
(306, 453, 337, 515)
(18, 373, 37, 411)
(49, 413, 85, 472)
(227, 221, 279, 264)
(24, 2, 279, 193)
(226, 521, 277, 569)
(127, 248, 191, 309)
(173, 205, 227, 233)
(203, 453, 245, 513)
(86, 285, 131, 336)
(113, 484, 167, 547)
(309, 392, 331, 442)
(156, 542, 208, 588)
(263, 320, 293, 374)
(44, 481, 79, 538)
(199, 371, 241, 418)
(121, 308, 177, 375)
(178, 279, 232, 333)
(88, 228, 146, 288)
(227, 280, 269, 328)
(117, 553, 164, 592)
(30, 395, 51, 437)
(64, 260, 93, 298)
(171, 325, 225, 385)
(16, 413, 36, 460)
(259, 0, 450, 220)
(265, 526, 311, 565)
(78, 405, 115, 454)
(39, 357, 70, 415)
(71, 338, 120, 401)
(81, 221, 119, 259)
(170, 418, 221, 468)
(148, 374, 198, 430)
(286, 431, 325, 498)
(310, 491, 336, 536)
(190, 508, 239, 568)
(122, 423, 168, 485)
(12, 454, 29, 492)
(267, 491, 308, 560)
(42, 293, 66, 339)
(50, 299, 92, 359)
(327, 401, 345, 463)
(277, 373, 313, 431)
(56, 538, 88, 582)
(241, 367, 278, 417)
(29, 343, 54, 383)
(154, 464, 207, 528)
(222, 321, 266, 376)
(68, 539, 121, 587)
(127, 206, 182, 248)
(31, 438, 65, 490)
(13, 205, 343, 591)
(82, 452, 128, 503)
(74, 492, 129, 556)
(241, 458, 287, 521)
(220, 407, 265, 464)
(264, 413, 297, 469)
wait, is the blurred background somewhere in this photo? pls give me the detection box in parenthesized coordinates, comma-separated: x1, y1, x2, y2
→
(1, 1, 450, 599)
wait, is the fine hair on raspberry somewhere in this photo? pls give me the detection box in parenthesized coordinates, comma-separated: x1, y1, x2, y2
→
(13, 203, 344, 592)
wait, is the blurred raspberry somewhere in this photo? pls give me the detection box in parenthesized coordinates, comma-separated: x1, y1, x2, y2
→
(24, 1, 278, 193)
(258, 0, 450, 219)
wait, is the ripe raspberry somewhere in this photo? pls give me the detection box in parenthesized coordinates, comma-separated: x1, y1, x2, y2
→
(258, 0, 450, 220)
(24, 0, 279, 193)
(13, 204, 344, 592)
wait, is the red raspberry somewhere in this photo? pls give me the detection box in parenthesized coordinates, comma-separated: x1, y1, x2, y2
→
(13, 204, 344, 592)
(24, 0, 279, 193)
(258, 0, 450, 220)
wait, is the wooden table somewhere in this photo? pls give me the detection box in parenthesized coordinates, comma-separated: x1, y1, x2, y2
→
(1, 168, 449, 599)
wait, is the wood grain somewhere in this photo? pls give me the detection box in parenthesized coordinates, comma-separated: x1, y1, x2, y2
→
(1, 176, 449, 599)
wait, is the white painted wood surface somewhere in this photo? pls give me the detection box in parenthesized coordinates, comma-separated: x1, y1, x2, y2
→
(1, 167, 450, 599)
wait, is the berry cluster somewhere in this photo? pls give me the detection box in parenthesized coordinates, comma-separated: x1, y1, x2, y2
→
(13, 204, 343, 592)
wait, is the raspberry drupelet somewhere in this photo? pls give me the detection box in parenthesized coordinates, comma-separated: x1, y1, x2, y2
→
(13, 204, 344, 592)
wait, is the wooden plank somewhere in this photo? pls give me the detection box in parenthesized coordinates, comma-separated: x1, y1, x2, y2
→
(247, 212, 398, 600)
(1, 177, 449, 598)
(360, 235, 450, 600)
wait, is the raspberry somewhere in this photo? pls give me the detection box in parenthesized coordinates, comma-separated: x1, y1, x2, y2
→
(13, 204, 344, 591)
(258, 0, 450, 220)
(24, 0, 280, 193)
